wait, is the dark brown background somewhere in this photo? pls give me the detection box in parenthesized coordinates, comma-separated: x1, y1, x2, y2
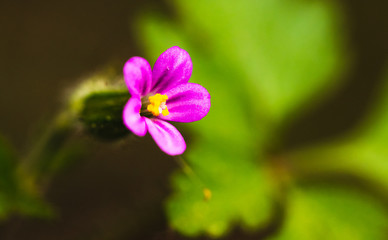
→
(0, 0, 387, 239)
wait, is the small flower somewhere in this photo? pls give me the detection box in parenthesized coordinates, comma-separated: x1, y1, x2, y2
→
(122, 46, 211, 155)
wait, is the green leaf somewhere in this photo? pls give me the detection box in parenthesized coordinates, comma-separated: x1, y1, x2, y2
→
(273, 186, 388, 240)
(167, 151, 272, 237)
(288, 65, 388, 194)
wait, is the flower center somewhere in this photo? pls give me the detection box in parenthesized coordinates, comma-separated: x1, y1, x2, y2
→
(141, 93, 169, 117)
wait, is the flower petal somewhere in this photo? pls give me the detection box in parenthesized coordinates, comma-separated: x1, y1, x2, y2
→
(151, 46, 193, 93)
(123, 57, 152, 96)
(159, 83, 211, 122)
(145, 118, 186, 156)
(123, 97, 147, 136)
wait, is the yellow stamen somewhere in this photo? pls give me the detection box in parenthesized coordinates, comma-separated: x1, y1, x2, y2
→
(147, 93, 169, 117)
(162, 108, 169, 116)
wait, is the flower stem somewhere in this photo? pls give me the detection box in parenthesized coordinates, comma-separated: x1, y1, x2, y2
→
(17, 109, 77, 193)
(174, 156, 211, 201)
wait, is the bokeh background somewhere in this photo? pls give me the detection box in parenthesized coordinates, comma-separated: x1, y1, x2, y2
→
(0, 0, 387, 239)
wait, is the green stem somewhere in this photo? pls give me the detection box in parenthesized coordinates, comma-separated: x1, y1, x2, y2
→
(17, 110, 76, 193)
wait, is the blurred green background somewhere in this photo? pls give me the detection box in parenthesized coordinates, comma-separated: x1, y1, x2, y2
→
(0, 0, 387, 239)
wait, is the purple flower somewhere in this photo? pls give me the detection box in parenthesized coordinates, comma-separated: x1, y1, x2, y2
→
(122, 46, 211, 155)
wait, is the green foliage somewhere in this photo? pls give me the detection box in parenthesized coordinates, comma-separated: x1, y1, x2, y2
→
(137, 0, 348, 237)
(288, 66, 388, 199)
(0, 135, 51, 219)
(0, 136, 19, 218)
(269, 67, 388, 239)
(0, 70, 130, 222)
(273, 186, 388, 240)
(139, 0, 345, 123)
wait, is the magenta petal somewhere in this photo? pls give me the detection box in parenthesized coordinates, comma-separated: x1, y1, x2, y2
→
(145, 119, 186, 156)
(123, 57, 152, 96)
(151, 46, 193, 93)
(123, 97, 147, 137)
(159, 83, 211, 122)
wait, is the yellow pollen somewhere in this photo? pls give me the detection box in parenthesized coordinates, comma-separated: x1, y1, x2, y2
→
(147, 94, 169, 117)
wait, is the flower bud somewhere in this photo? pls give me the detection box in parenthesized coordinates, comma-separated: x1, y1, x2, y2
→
(70, 74, 131, 140)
